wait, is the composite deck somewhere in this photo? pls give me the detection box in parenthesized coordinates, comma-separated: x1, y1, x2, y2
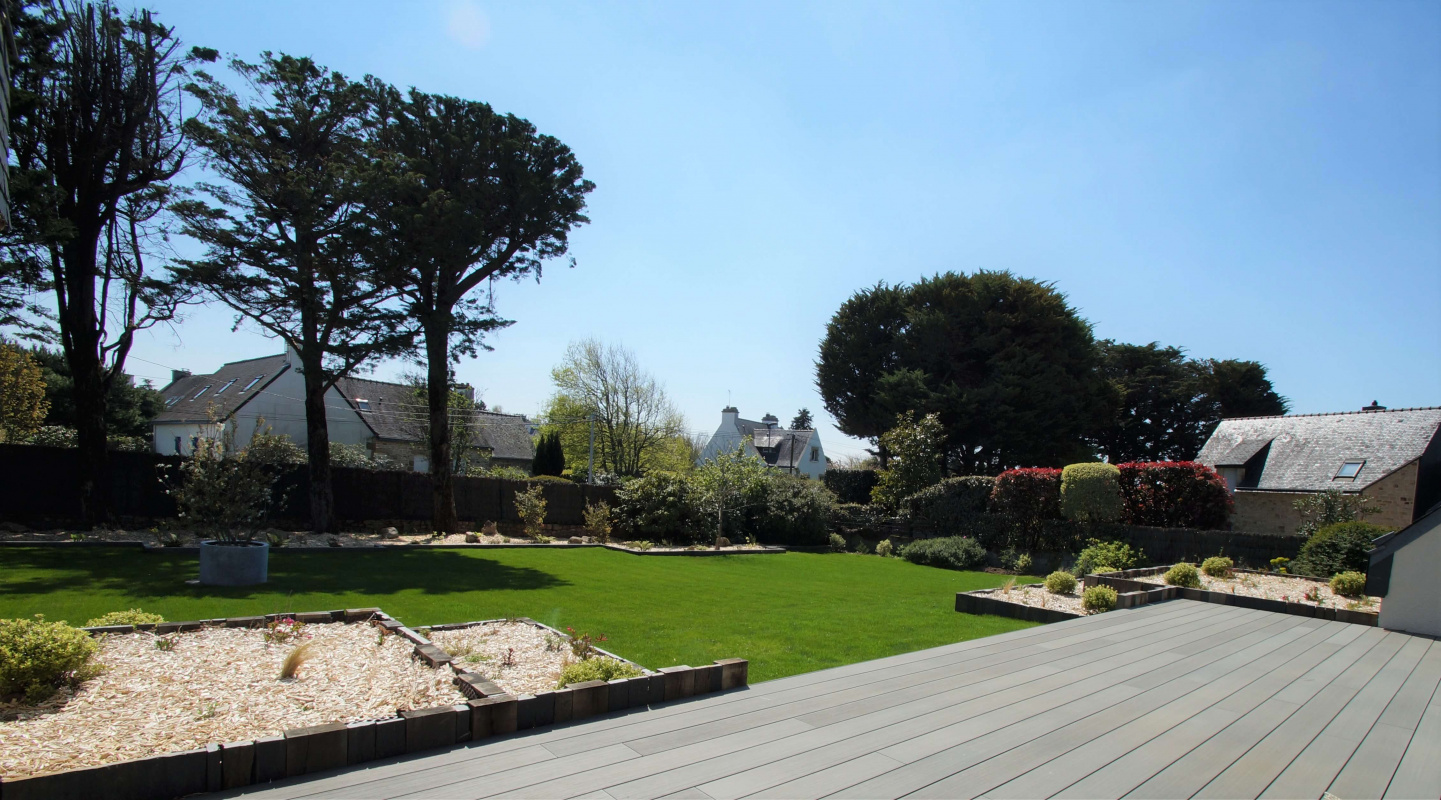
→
(222, 600, 1441, 799)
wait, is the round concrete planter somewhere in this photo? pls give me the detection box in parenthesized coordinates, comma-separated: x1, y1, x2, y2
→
(199, 539, 269, 586)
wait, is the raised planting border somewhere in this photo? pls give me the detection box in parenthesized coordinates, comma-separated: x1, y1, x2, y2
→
(0, 609, 749, 800)
(955, 584, 1082, 624)
(1082, 566, 1379, 626)
(0, 540, 787, 556)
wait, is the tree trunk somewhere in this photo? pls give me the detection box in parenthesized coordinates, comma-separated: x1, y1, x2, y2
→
(60, 236, 111, 527)
(425, 322, 460, 533)
(300, 354, 335, 533)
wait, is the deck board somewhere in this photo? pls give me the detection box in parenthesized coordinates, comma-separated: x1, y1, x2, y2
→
(214, 601, 1435, 800)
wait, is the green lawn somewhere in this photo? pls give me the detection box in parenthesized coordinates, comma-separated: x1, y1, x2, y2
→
(0, 547, 1036, 682)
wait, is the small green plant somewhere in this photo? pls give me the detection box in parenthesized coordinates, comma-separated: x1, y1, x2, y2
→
(443, 641, 477, 660)
(583, 500, 613, 543)
(1201, 556, 1234, 579)
(1013, 552, 1033, 574)
(557, 658, 644, 688)
(1073, 539, 1144, 575)
(900, 536, 988, 571)
(0, 615, 102, 703)
(85, 609, 165, 628)
(263, 617, 306, 645)
(1082, 585, 1118, 613)
(565, 627, 608, 660)
(1044, 571, 1077, 595)
(544, 634, 564, 652)
(197, 700, 221, 720)
(828, 532, 848, 553)
(1001, 576, 1017, 594)
(632, 540, 654, 551)
(265, 531, 287, 548)
(279, 641, 316, 680)
(875, 539, 894, 558)
(514, 484, 549, 540)
(1303, 584, 1323, 604)
(154, 635, 177, 652)
(1164, 563, 1202, 588)
(1270, 556, 1290, 574)
(1330, 571, 1367, 598)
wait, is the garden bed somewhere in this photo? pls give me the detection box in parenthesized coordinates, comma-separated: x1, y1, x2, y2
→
(955, 583, 1085, 623)
(1086, 567, 1381, 626)
(1129, 568, 1381, 611)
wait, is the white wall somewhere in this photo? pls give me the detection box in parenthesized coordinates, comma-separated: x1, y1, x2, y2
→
(695, 409, 828, 479)
(1379, 528, 1441, 637)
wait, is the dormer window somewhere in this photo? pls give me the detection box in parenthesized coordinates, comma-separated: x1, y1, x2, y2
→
(192, 384, 213, 400)
(356, 399, 371, 411)
(1334, 460, 1365, 480)
(241, 375, 264, 392)
(215, 379, 237, 394)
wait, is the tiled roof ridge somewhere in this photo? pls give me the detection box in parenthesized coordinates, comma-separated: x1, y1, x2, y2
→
(1223, 405, 1441, 422)
(217, 352, 287, 367)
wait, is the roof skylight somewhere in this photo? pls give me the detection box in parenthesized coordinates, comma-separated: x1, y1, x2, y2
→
(241, 375, 264, 392)
(356, 399, 371, 411)
(1335, 460, 1364, 479)
(215, 379, 237, 394)
(192, 385, 213, 400)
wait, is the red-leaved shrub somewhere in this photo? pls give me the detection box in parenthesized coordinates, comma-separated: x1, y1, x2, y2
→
(990, 468, 1062, 524)
(1116, 462, 1232, 530)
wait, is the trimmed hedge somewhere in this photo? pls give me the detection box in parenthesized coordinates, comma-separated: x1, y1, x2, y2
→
(822, 469, 879, 505)
(991, 468, 1062, 523)
(1060, 463, 1122, 523)
(899, 536, 988, 571)
(1293, 521, 1389, 578)
(1116, 462, 1231, 529)
(902, 476, 995, 531)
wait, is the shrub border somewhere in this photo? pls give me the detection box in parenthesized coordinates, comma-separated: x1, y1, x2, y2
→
(0, 609, 748, 800)
(1082, 567, 1379, 626)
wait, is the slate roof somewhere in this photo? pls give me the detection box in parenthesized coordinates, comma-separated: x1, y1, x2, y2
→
(1196, 406, 1441, 492)
(734, 416, 816, 469)
(334, 376, 535, 462)
(152, 353, 290, 424)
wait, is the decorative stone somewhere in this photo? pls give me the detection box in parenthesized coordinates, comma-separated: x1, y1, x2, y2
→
(382, 526, 400, 539)
(568, 536, 583, 544)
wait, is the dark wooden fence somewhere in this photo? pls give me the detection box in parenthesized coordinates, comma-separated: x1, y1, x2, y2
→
(0, 444, 617, 527)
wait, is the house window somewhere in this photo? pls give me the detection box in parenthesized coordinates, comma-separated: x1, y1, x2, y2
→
(242, 375, 264, 392)
(215, 379, 237, 394)
(1335, 460, 1365, 480)
(192, 384, 212, 400)
(356, 398, 371, 411)
(810, 446, 819, 462)
(174, 436, 182, 455)
(165, 396, 180, 407)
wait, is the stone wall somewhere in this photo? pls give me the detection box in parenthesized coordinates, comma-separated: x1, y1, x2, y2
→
(1360, 460, 1421, 530)
(1231, 460, 1419, 535)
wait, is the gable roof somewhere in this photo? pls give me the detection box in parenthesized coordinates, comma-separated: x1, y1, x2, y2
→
(152, 353, 290, 424)
(732, 416, 818, 469)
(334, 376, 535, 462)
(1196, 406, 1441, 492)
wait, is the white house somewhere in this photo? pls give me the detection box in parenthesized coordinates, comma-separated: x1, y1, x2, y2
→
(151, 348, 534, 472)
(697, 407, 826, 479)
(1368, 504, 1441, 637)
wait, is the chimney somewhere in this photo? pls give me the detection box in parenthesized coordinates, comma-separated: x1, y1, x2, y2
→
(762, 413, 779, 429)
(722, 406, 739, 427)
(171, 369, 191, 384)
(1361, 400, 1387, 412)
(455, 384, 476, 404)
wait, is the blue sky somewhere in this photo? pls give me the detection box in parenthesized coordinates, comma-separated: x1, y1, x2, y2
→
(126, 0, 1440, 462)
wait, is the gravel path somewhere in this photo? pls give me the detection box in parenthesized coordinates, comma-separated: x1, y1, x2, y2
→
(1134, 570, 1381, 610)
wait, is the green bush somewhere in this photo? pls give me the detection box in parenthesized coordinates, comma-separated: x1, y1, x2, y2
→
(822, 469, 879, 505)
(991, 468, 1062, 523)
(1164, 563, 1202, 588)
(1293, 521, 1388, 578)
(1330, 571, 1367, 598)
(870, 412, 945, 512)
(1073, 539, 1144, 575)
(242, 431, 307, 466)
(828, 532, 847, 552)
(614, 472, 705, 543)
(514, 484, 548, 540)
(902, 476, 996, 531)
(1044, 571, 1077, 594)
(556, 658, 644, 688)
(0, 616, 101, 703)
(746, 475, 834, 546)
(875, 539, 894, 558)
(900, 536, 987, 571)
(1060, 463, 1123, 523)
(1082, 585, 1118, 613)
(1201, 556, 1234, 578)
(583, 501, 613, 543)
(830, 502, 882, 538)
(84, 609, 165, 628)
(161, 421, 276, 538)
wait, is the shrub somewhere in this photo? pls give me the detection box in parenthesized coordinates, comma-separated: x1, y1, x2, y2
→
(870, 412, 945, 512)
(1060, 463, 1122, 523)
(875, 539, 894, 558)
(831, 502, 882, 538)
(991, 468, 1062, 525)
(85, 609, 165, 628)
(523, 474, 574, 484)
(0, 616, 101, 703)
(557, 658, 644, 688)
(1073, 539, 1144, 575)
(902, 476, 996, 531)
(1293, 521, 1388, 578)
(1116, 462, 1231, 529)
(1164, 563, 1202, 588)
(161, 419, 276, 538)
(823, 469, 880, 505)
(583, 501, 613, 543)
(745, 475, 835, 546)
(614, 472, 705, 543)
(1014, 552, 1033, 574)
(470, 465, 532, 480)
(1082, 585, 1118, 613)
(514, 485, 548, 540)
(828, 532, 847, 552)
(244, 432, 307, 466)
(0, 344, 48, 443)
(1293, 489, 1380, 538)
(1270, 556, 1291, 574)
(1044, 571, 1077, 594)
(1330, 571, 1367, 598)
(900, 536, 987, 571)
(1201, 556, 1234, 578)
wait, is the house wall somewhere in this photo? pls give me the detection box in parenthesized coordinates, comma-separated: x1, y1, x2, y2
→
(696, 411, 827, 479)
(1378, 526, 1441, 637)
(1231, 460, 1420, 535)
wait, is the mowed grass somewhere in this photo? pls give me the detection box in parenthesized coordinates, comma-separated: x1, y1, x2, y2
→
(0, 547, 1037, 682)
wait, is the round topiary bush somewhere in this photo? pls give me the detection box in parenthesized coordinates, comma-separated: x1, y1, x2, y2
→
(1330, 571, 1367, 598)
(899, 536, 988, 571)
(84, 609, 165, 628)
(1059, 462, 1123, 523)
(1082, 585, 1118, 613)
(1164, 563, 1202, 588)
(875, 539, 894, 558)
(1200, 556, 1234, 579)
(0, 616, 102, 703)
(828, 532, 848, 553)
(1293, 521, 1389, 578)
(1044, 571, 1077, 595)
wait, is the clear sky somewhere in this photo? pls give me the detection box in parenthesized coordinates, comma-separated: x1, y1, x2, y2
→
(124, 0, 1441, 463)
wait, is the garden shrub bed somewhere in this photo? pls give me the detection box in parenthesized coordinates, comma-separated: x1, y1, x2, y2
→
(954, 583, 1084, 623)
(1085, 567, 1381, 625)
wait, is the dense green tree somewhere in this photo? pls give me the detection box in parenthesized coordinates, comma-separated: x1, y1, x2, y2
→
(28, 345, 162, 437)
(1198, 358, 1289, 420)
(818, 271, 1104, 474)
(0, 343, 50, 442)
(173, 53, 415, 532)
(2, 0, 204, 522)
(531, 431, 565, 476)
(363, 87, 592, 531)
(870, 411, 945, 512)
(789, 408, 813, 430)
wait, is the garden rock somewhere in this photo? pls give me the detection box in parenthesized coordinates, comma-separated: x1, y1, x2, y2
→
(381, 527, 399, 539)
(465, 533, 479, 543)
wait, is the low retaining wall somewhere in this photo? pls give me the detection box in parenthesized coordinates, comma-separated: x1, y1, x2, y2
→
(0, 609, 748, 800)
(1084, 567, 1378, 626)
(954, 585, 1081, 624)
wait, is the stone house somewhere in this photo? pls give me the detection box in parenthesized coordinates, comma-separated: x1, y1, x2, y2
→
(1196, 404, 1441, 534)
(697, 407, 827, 479)
(151, 349, 535, 473)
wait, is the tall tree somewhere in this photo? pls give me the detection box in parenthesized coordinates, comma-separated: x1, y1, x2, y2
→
(365, 86, 592, 532)
(0, 343, 51, 442)
(816, 281, 910, 463)
(1198, 358, 1288, 420)
(531, 431, 565, 476)
(28, 344, 163, 436)
(2, 0, 202, 522)
(789, 408, 813, 430)
(543, 338, 685, 478)
(173, 53, 414, 532)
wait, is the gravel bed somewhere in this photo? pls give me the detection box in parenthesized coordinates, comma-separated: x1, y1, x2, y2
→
(427, 621, 576, 696)
(0, 622, 464, 779)
(970, 583, 1090, 615)
(1133, 570, 1381, 610)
